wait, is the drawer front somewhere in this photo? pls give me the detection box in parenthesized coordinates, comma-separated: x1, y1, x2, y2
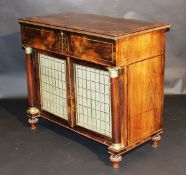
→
(22, 26, 61, 51)
(70, 34, 114, 63)
(21, 25, 115, 65)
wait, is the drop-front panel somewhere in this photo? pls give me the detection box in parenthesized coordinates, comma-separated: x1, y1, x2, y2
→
(18, 12, 170, 168)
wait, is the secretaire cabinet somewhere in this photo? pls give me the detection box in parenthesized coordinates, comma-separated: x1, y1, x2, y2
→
(18, 13, 170, 168)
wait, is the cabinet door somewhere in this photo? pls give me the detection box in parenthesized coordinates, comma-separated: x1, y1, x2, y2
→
(37, 52, 112, 138)
(74, 63, 112, 138)
(38, 53, 69, 121)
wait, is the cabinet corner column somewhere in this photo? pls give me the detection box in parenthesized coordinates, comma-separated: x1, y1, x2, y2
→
(108, 67, 124, 168)
(25, 47, 39, 129)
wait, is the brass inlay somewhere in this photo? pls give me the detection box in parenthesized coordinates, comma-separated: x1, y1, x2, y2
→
(56, 31, 69, 52)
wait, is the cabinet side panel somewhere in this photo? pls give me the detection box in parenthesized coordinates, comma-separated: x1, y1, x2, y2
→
(116, 30, 165, 66)
(127, 56, 164, 144)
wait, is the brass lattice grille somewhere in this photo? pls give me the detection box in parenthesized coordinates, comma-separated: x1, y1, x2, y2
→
(39, 54, 68, 120)
(75, 64, 112, 137)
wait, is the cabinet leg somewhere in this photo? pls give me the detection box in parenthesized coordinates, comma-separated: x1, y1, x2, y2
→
(27, 107, 39, 130)
(152, 135, 161, 148)
(109, 154, 122, 168)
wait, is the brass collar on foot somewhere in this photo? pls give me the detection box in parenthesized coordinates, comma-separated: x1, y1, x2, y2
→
(27, 107, 39, 115)
(109, 143, 124, 151)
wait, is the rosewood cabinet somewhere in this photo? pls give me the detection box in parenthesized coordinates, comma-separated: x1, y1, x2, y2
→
(18, 13, 170, 168)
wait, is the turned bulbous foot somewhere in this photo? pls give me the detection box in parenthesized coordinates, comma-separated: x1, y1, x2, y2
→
(152, 135, 161, 148)
(109, 155, 122, 168)
(27, 107, 39, 129)
(28, 118, 38, 129)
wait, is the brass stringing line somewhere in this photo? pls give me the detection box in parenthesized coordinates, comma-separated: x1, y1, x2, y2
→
(23, 26, 40, 31)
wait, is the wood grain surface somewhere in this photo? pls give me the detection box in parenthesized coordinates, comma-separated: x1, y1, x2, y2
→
(19, 13, 170, 38)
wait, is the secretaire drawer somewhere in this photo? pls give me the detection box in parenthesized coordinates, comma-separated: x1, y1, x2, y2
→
(69, 34, 115, 64)
(21, 25, 116, 65)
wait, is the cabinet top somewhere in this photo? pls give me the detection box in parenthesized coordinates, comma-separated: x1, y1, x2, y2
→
(18, 12, 170, 39)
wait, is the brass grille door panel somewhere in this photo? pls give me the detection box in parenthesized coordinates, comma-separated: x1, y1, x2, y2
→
(39, 54, 68, 120)
(75, 64, 112, 137)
